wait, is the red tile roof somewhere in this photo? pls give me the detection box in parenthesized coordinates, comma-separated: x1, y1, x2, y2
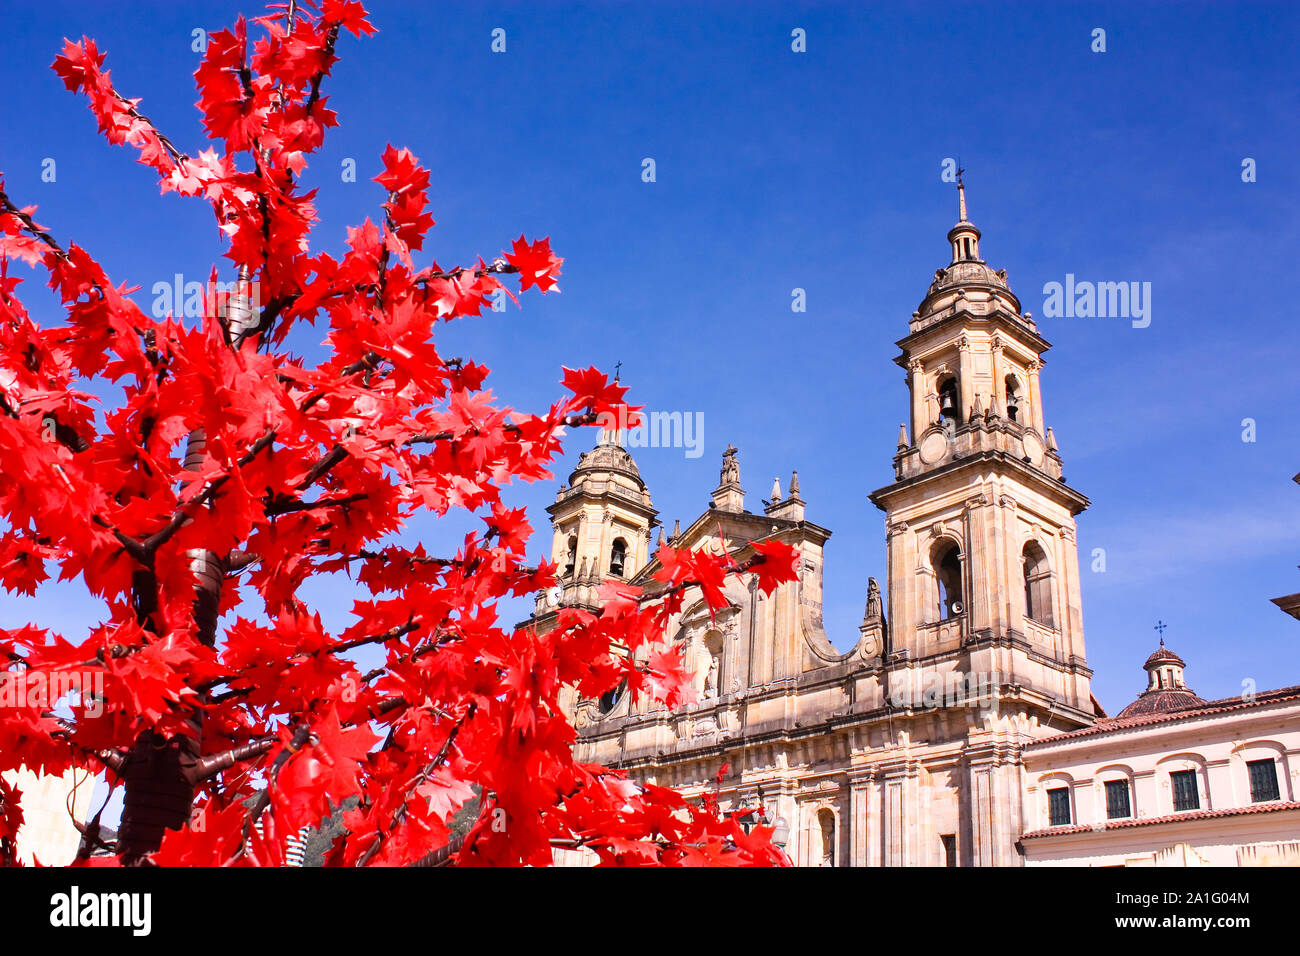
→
(1026, 685, 1300, 747)
(1021, 800, 1300, 839)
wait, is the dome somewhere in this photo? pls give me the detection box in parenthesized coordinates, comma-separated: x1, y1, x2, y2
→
(928, 258, 1012, 295)
(1115, 641, 1205, 719)
(567, 437, 646, 490)
(1115, 688, 1206, 719)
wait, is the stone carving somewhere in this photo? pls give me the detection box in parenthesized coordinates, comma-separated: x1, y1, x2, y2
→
(704, 655, 719, 698)
(864, 577, 883, 623)
(720, 444, 740, 484)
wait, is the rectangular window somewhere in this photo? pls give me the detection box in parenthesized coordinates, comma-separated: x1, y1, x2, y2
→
(940, 833, 957, 867)
(1048, 787, 1071, 826)
(1248, 759, 1281, 803)
(1105, 779, 1132, 819)
(1171, 770, 1199, 811)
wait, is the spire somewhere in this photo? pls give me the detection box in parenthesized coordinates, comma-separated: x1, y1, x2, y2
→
(1045, 426, 1058, 452)
(671, 518, 681, 541)
(770, 477, 782, 502)
(970, 391, 983, 419)
(766, 468, 804, 520)
(985, 391, 1001, 422)
(948, 166, 981, 263)
(897, 423, 909, 449)
(656, 526, 666, 548)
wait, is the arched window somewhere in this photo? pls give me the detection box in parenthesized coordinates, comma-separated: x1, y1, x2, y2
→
(933, 541, 964, 620)
(609, 537, 627, 578)
(1005, 375, 1022, 424)
(1022, 541, 1054, 627)
(817, 809, 835, 866)
(598, 680, 626, 715)
(563, 534, 576, 578)
(938, 377, 960, 434)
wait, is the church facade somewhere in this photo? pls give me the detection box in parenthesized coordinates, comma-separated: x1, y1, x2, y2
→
(530, 188, 1297, 867)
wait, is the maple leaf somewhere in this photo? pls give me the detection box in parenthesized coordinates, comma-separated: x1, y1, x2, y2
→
(749, 539, 802, 595)
(505, 235, 563, 293)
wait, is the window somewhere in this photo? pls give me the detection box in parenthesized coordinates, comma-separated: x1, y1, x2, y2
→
(609, 538, 627, 578)
(940, 834, 957, 867)
(1171, 770, 1199, 811)
(1022, 542, 1054, 628)
(934, 543, 964, 620)
(563, 534, 576, 578)
(938, 377, 960, 434)
(1047, 787, 1071, 826)
(1248, 759, 1280, 803)
(1005, 375, 1022, 424)
(598, 680, 625, 715)
(1104, 780, 1131, 819)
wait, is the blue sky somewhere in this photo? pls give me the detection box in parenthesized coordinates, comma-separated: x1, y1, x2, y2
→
(1, 0, 1298, 719)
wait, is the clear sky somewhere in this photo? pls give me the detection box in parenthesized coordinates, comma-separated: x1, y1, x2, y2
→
(2, 0, 1298, 720)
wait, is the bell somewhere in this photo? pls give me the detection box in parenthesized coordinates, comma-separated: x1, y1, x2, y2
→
(940, 391, 955, 414)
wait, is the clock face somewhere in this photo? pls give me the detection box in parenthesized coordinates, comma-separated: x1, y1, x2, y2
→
(919, 430, 948, 465)
(545, 586, 563, 607)
(1021, 430, 1044, 465)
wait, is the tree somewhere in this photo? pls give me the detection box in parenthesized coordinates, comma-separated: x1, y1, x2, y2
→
(0, 1, 799, 866)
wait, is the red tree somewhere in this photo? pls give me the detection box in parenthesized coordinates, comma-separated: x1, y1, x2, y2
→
(0, 1, 798, 866)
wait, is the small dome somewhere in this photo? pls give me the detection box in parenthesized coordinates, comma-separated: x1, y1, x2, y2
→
(1144, 646, 1185, 668)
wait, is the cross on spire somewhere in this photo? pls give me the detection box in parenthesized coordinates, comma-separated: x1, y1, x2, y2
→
(613, 360, 622, 383)
(1154, 620, 1168, 645)
(956, 163, 968, 222)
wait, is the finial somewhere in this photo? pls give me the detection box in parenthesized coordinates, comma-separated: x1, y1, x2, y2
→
(671, 518, 681, 540)
(656, 526, 666, 548)
(970, 391, 983, 419)
(613, 360, 622, 383)
(789, 469, 800, 497)
(770, 477, 782, 502)
(1154, 620, 1168, 645)
(897, 423, 909, 449)
(957, 164, 968, 222)
(1045, 426, 1058, 452)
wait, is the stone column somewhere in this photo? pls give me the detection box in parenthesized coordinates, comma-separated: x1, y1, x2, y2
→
(1027, 359, 1045, 434)
(964, 494, 992, 638)
(957, 335, 974, 422)
(1000, 493, 1021, 636)
(990, 337, 1005, 414)
(887, 521, 914, 653)
(849, 773, 871, 867)
(908, 359, 925, 436)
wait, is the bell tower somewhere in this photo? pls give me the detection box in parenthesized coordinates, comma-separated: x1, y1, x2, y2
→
(869, 177, 1093, 716)
(539, 430, 657, 612)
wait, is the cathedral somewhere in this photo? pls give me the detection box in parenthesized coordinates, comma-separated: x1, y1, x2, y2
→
(530, 184, 1300, 868)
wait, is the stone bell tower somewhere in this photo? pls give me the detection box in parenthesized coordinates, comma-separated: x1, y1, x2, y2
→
(869, 176, 1094, 717)
(538, 429, 658, 613)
